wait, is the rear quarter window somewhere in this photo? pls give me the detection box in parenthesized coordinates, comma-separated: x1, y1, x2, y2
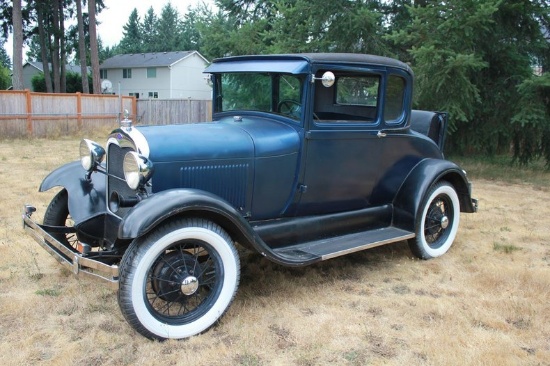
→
(384, 75, 406, 123)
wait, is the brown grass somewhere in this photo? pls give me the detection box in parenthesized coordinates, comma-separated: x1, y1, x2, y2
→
(1, 137, 549, 365)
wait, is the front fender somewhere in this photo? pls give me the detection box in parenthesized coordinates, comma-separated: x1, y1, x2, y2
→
(40, 161, 107, 224)
(118, 188, 253, 240)
(393, 158, 474, 231)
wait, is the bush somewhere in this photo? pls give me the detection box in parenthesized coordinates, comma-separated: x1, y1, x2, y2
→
(31, 71, 93, 93)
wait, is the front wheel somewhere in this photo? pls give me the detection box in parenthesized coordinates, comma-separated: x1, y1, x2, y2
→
(408, 181, 460, 259)
(43, 189, 78, 252)
(118, 218, 240, 340)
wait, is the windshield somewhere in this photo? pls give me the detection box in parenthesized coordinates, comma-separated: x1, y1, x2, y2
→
(215, 73, 303, 120)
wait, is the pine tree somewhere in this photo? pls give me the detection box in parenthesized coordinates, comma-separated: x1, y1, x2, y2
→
(119, 8, 142, 54)
(141, 7, 158, 53)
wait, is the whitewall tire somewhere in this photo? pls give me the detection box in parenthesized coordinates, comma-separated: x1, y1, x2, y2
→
(409, 181, 460, 259)
(118, 218, 240, 340)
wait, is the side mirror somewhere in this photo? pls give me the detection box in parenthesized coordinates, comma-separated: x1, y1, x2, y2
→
(311, 71, 335, 87)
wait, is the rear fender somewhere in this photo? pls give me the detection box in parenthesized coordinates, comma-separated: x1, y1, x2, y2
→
(393, 159, 475, 231)
(39, 161, 107, 224)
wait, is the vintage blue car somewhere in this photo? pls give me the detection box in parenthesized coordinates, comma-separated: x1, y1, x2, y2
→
(23, 53, 477, 340)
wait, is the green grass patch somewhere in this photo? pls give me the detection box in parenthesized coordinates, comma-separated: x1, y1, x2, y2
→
(449, 154, 550, 187)
(493, 242, 522, 254)
(35, 288, 61, 297)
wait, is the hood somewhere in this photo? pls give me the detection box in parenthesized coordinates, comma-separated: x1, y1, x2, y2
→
(136, 117, 300, 162)
(137, 122, 254, 162)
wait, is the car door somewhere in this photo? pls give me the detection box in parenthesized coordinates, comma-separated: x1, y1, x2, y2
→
(295, 68, 418, 216)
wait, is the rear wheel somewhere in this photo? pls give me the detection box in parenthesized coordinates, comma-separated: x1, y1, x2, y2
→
(43, 189, 78, 252)
(408, 181, 460, 259)
(118, 218, 240, 340)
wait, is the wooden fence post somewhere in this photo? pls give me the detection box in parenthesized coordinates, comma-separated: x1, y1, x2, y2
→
(76, 92, 83, 129)
(132, 96, 137, 120)
(25, 89, 32, 135)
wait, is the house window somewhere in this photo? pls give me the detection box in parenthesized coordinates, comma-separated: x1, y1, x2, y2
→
(148, 92, 158, 99)
(129, 92, 140, 99)
(123, 68, 132, 79)
(100, 69, 108, 79)
(147, 67, 157, 78)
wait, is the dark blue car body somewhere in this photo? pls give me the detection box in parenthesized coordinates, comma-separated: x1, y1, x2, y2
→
(23, 53, 477, 340)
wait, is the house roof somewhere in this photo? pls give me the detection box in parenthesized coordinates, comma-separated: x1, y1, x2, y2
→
(100, 51, 208, 69)
(25, 61, 88, 74)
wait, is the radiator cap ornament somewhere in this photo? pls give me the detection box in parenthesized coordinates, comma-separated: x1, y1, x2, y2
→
(120, 109, 132, 130)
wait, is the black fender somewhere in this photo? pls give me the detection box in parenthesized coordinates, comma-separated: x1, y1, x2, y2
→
(393, 158, 475, 232)
(39, 161, 107, 224)
(118, 188, 315, 266)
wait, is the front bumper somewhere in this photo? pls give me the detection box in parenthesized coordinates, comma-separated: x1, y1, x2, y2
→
(22, 205, 119, 289)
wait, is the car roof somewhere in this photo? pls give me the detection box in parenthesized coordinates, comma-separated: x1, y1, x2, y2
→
(210, 53, 412, 73)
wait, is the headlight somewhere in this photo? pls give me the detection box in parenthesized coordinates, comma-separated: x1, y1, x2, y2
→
(123, 151, 154, 190)
(80, 139, 105, 171)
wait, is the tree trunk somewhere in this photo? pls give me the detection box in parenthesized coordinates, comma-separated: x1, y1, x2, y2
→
(76, 0, 89, 93)
(37, 0, 53, 93)
(59, 0, 66, 93)
(51, 0, 61, 92)
(11, 0, 24, 90)
(88, 0, 101, 94)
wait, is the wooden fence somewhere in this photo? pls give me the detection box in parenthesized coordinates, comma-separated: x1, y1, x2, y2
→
(0, 90, 212, 138)
(136, 98, 212, 125)
(0, 90, 135, 138)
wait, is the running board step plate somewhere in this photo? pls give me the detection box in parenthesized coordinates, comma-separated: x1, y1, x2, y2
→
(273, 227, 415, 262)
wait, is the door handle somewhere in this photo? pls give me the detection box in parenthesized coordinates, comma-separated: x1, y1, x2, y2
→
(377, 131, 387, 138)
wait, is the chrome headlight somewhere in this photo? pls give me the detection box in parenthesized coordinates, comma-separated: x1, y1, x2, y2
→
(80, 139, 105, 171)
(123, 151, 154, 190)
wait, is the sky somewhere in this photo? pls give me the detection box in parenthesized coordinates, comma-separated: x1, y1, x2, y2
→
(4, 0, 214, 63)
(97, 0, 212, 48)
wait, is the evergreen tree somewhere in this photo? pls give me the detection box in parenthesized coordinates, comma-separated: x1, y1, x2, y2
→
(141, 7, 158, 53)
(0, 37, 10, 67)
(387, 0, 549, 166)
(155, 3, 182, 52)
(181, 5, 203, 51)
(119, 8, 142, 54)
(0, 37, 10, 89)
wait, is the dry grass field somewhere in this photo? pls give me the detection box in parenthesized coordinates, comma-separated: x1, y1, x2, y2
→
(0, 135, 549, 366)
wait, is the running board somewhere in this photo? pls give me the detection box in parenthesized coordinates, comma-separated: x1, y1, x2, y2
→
(273, 227, 415, 263)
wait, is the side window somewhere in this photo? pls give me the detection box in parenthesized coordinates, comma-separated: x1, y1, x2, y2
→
(314, 73, 380, 123)
(385, 75, 406, 122)
(123, 68, 132, 79)
(336, 76, 379, 106)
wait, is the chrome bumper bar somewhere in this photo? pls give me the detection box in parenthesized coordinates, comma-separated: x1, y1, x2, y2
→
(22, 206, 119, 289)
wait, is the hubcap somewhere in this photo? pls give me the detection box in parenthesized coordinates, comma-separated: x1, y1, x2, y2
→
(181, 276, 199, 295)
(440, 215, 449, 229)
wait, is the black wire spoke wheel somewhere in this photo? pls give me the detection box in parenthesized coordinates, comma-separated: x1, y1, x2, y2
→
(424, 194, 454, 248)
(146, 241, 223, 323)
(409, 181, 460, 259)
(118, 218, 240, 340)
(43, 189, 79, 252)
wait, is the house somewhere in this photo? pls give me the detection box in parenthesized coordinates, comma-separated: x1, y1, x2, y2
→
(99, 51, 211, 99)
(22, 61, 87, 91)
